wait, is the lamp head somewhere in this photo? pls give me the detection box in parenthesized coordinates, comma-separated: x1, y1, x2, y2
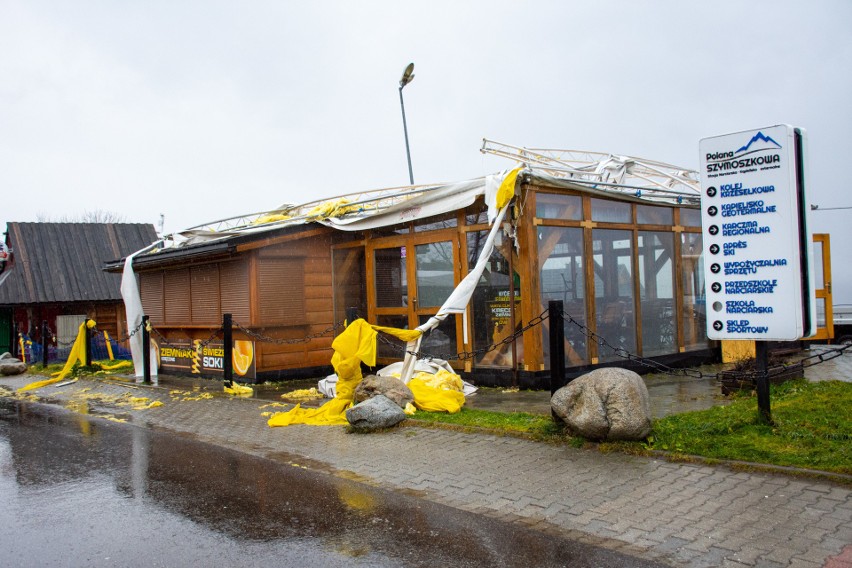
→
(399, 63, 415, 88)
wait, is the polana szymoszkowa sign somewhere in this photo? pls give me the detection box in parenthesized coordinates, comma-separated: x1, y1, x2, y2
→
(699, 124, 816, 341)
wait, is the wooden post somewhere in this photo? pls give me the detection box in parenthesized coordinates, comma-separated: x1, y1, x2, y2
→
(142, 315, 151, 385)
(755, 341, 772, 424)
(223, 313, 233, 386)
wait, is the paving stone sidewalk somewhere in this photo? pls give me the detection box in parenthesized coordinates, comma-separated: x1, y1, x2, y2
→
(1, 373, 850, 568)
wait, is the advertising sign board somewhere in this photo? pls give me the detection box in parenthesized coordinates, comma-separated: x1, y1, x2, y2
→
(156, 339, 256, 380)
(699, 124, 816, 341)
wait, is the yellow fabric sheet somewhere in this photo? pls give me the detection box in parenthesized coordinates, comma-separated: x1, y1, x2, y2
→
(266, 320, 460, 427)
(408, 377, 465, 413)
(268, 319, 376, 427)
(19, 320, 96, 392)
(497, 166, 523, 210)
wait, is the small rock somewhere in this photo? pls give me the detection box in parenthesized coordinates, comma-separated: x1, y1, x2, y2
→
(0, 355, 27, 376)
(551, 367, 652, 441)
(346, 395, 407, 431)
(353, 375, 414, 409)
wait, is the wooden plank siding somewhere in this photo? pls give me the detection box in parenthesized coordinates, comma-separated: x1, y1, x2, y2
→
(136, 230, 337, 376)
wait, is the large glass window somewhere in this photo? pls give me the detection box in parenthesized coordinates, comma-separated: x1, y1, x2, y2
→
(536, 193, 582, 220)
(375, 247, 407, 307)
(376, 314, 408, 358)
(681, 232, 707, 350)
(415, 242, 454, 308)
(638, 232, 676, 356)
(637, 204, 673, 226)
(593, 229, 636, 362)
(591, 198, 631, 223)
(467, 230, 520, 367)
(680, 208, 702, 227)
(538, 227, 587, 366)
(414, 212, 457, 233)
(418, 315, 458, 360)
(333, 247, 367, 322)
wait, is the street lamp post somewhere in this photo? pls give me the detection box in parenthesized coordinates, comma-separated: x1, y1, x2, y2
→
(398, 62, 415, 185)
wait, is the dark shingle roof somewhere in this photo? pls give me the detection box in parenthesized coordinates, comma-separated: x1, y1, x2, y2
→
(0, 222, 158, 305)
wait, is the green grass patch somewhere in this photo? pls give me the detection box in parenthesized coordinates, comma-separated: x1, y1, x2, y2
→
(409, 380, 851, 475)
(409, 407, 569, 441)
(647, 379, 852, 474)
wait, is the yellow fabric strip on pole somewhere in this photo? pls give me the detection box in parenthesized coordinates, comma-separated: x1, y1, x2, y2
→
(19, 320, 96, 392)
(268, 319, 377, 427)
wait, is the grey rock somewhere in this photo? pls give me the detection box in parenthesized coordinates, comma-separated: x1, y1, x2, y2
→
(551, 367, 652, 441)
(353, 375, 414, 409)
(346, 395, 407, 431)
(0, 355, 27, 376)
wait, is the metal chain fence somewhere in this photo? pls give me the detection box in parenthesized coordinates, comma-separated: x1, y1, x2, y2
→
(234, 321, 346, 345)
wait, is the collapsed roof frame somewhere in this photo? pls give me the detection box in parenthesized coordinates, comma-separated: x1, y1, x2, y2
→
(480, 138, 700, 205)
(150, 139, 701, 253)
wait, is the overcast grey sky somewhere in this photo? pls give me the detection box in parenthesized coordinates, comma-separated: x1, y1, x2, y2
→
(2, 1, 850, 301)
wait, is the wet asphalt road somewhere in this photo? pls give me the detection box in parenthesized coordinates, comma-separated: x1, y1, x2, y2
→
(0, 398, 666, 568)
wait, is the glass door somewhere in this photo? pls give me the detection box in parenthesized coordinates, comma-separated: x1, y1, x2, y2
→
(370, 234, 460, 361)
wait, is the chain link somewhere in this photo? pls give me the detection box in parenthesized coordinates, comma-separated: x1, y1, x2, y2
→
(234, 320, 345, 345)
(148, 325, 222, 349)
(561, 309, 852, 383)
(377, 310, 551, 362)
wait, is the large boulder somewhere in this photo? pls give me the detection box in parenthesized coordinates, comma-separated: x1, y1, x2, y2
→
(353, 375, 414, 409)
(551, 367, 652, 441)
(0, 353, 27, 376)
(346, 395, 407, 431)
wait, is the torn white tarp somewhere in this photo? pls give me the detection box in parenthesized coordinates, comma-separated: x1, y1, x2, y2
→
(121, 244, 161, 380)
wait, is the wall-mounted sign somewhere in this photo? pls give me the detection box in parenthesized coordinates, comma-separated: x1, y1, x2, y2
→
(156, 339, 256, 380)
(699, 124, 816, 341)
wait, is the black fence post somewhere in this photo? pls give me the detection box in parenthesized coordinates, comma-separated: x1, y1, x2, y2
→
(84, 319, 93, 366)
(12, 321, 18, 358)
(755, 341, 772, 424)
(549, 301, 566, 422)
(223, 313, 233, 386)
(346, 307, 359, 325)
(142, 315, 151, 384)
(41, 320, 49, 367)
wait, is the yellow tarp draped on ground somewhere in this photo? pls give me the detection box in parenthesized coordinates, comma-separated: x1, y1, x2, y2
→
(266, 319, 464, 427)
(267, 319, 376, 427)
(408, 378, 465, 413)
(18, 320, 96, 392)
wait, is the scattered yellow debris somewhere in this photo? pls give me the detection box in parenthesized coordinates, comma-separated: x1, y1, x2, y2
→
(261, 411, 273, 417)
(280, 387, 323, 400)
(259, 402, 288, 409)
(502, 387, 520, 394)
(224, 382, 253, 396)
(404, 402, 417, 415)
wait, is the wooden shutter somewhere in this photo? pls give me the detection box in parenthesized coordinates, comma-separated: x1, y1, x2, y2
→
(220, 260, 250, 324)
(190, 264, 220, 323)
(258, 257, 306, 325)
(164, 268, 191, 324)
(140, 272, 164, 323)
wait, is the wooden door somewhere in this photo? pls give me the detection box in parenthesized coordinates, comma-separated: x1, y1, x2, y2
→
(368, 230, 461, 361)
(811, 233, 834, 341)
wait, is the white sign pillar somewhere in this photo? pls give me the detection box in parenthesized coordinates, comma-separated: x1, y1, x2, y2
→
(699, 124, 816, 342)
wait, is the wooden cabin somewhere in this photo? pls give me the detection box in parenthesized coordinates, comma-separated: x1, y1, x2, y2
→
(112, 170, 712, 387)
(0, 222, 159, 356)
